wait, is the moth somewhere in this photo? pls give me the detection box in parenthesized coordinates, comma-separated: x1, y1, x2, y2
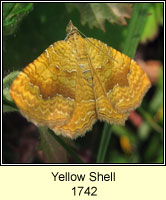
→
(10, 21, 151, 139)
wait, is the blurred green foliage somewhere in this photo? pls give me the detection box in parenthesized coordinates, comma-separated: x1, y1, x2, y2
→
(3, 3, 33, 36)
(3, 3, 163, 164)
(140, 3, 163, 43)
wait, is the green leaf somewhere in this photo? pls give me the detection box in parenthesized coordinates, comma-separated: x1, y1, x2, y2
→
(47, 129, 84, 163)
(140, 3, 163, 43)
(3, 71, 20, 112)
(149, 68, 163, 114)
(3, 104, 18, 112)
(138, 107, 163, 134)
(138, 122, 151, 140)
(66, 3, 132, 31)
(39, 127, 69, 163)
(3, 3, 33, 36)
(123, 3, 151, 58)
(144, 134, 161, 162)
(96, 123, 112, 163)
